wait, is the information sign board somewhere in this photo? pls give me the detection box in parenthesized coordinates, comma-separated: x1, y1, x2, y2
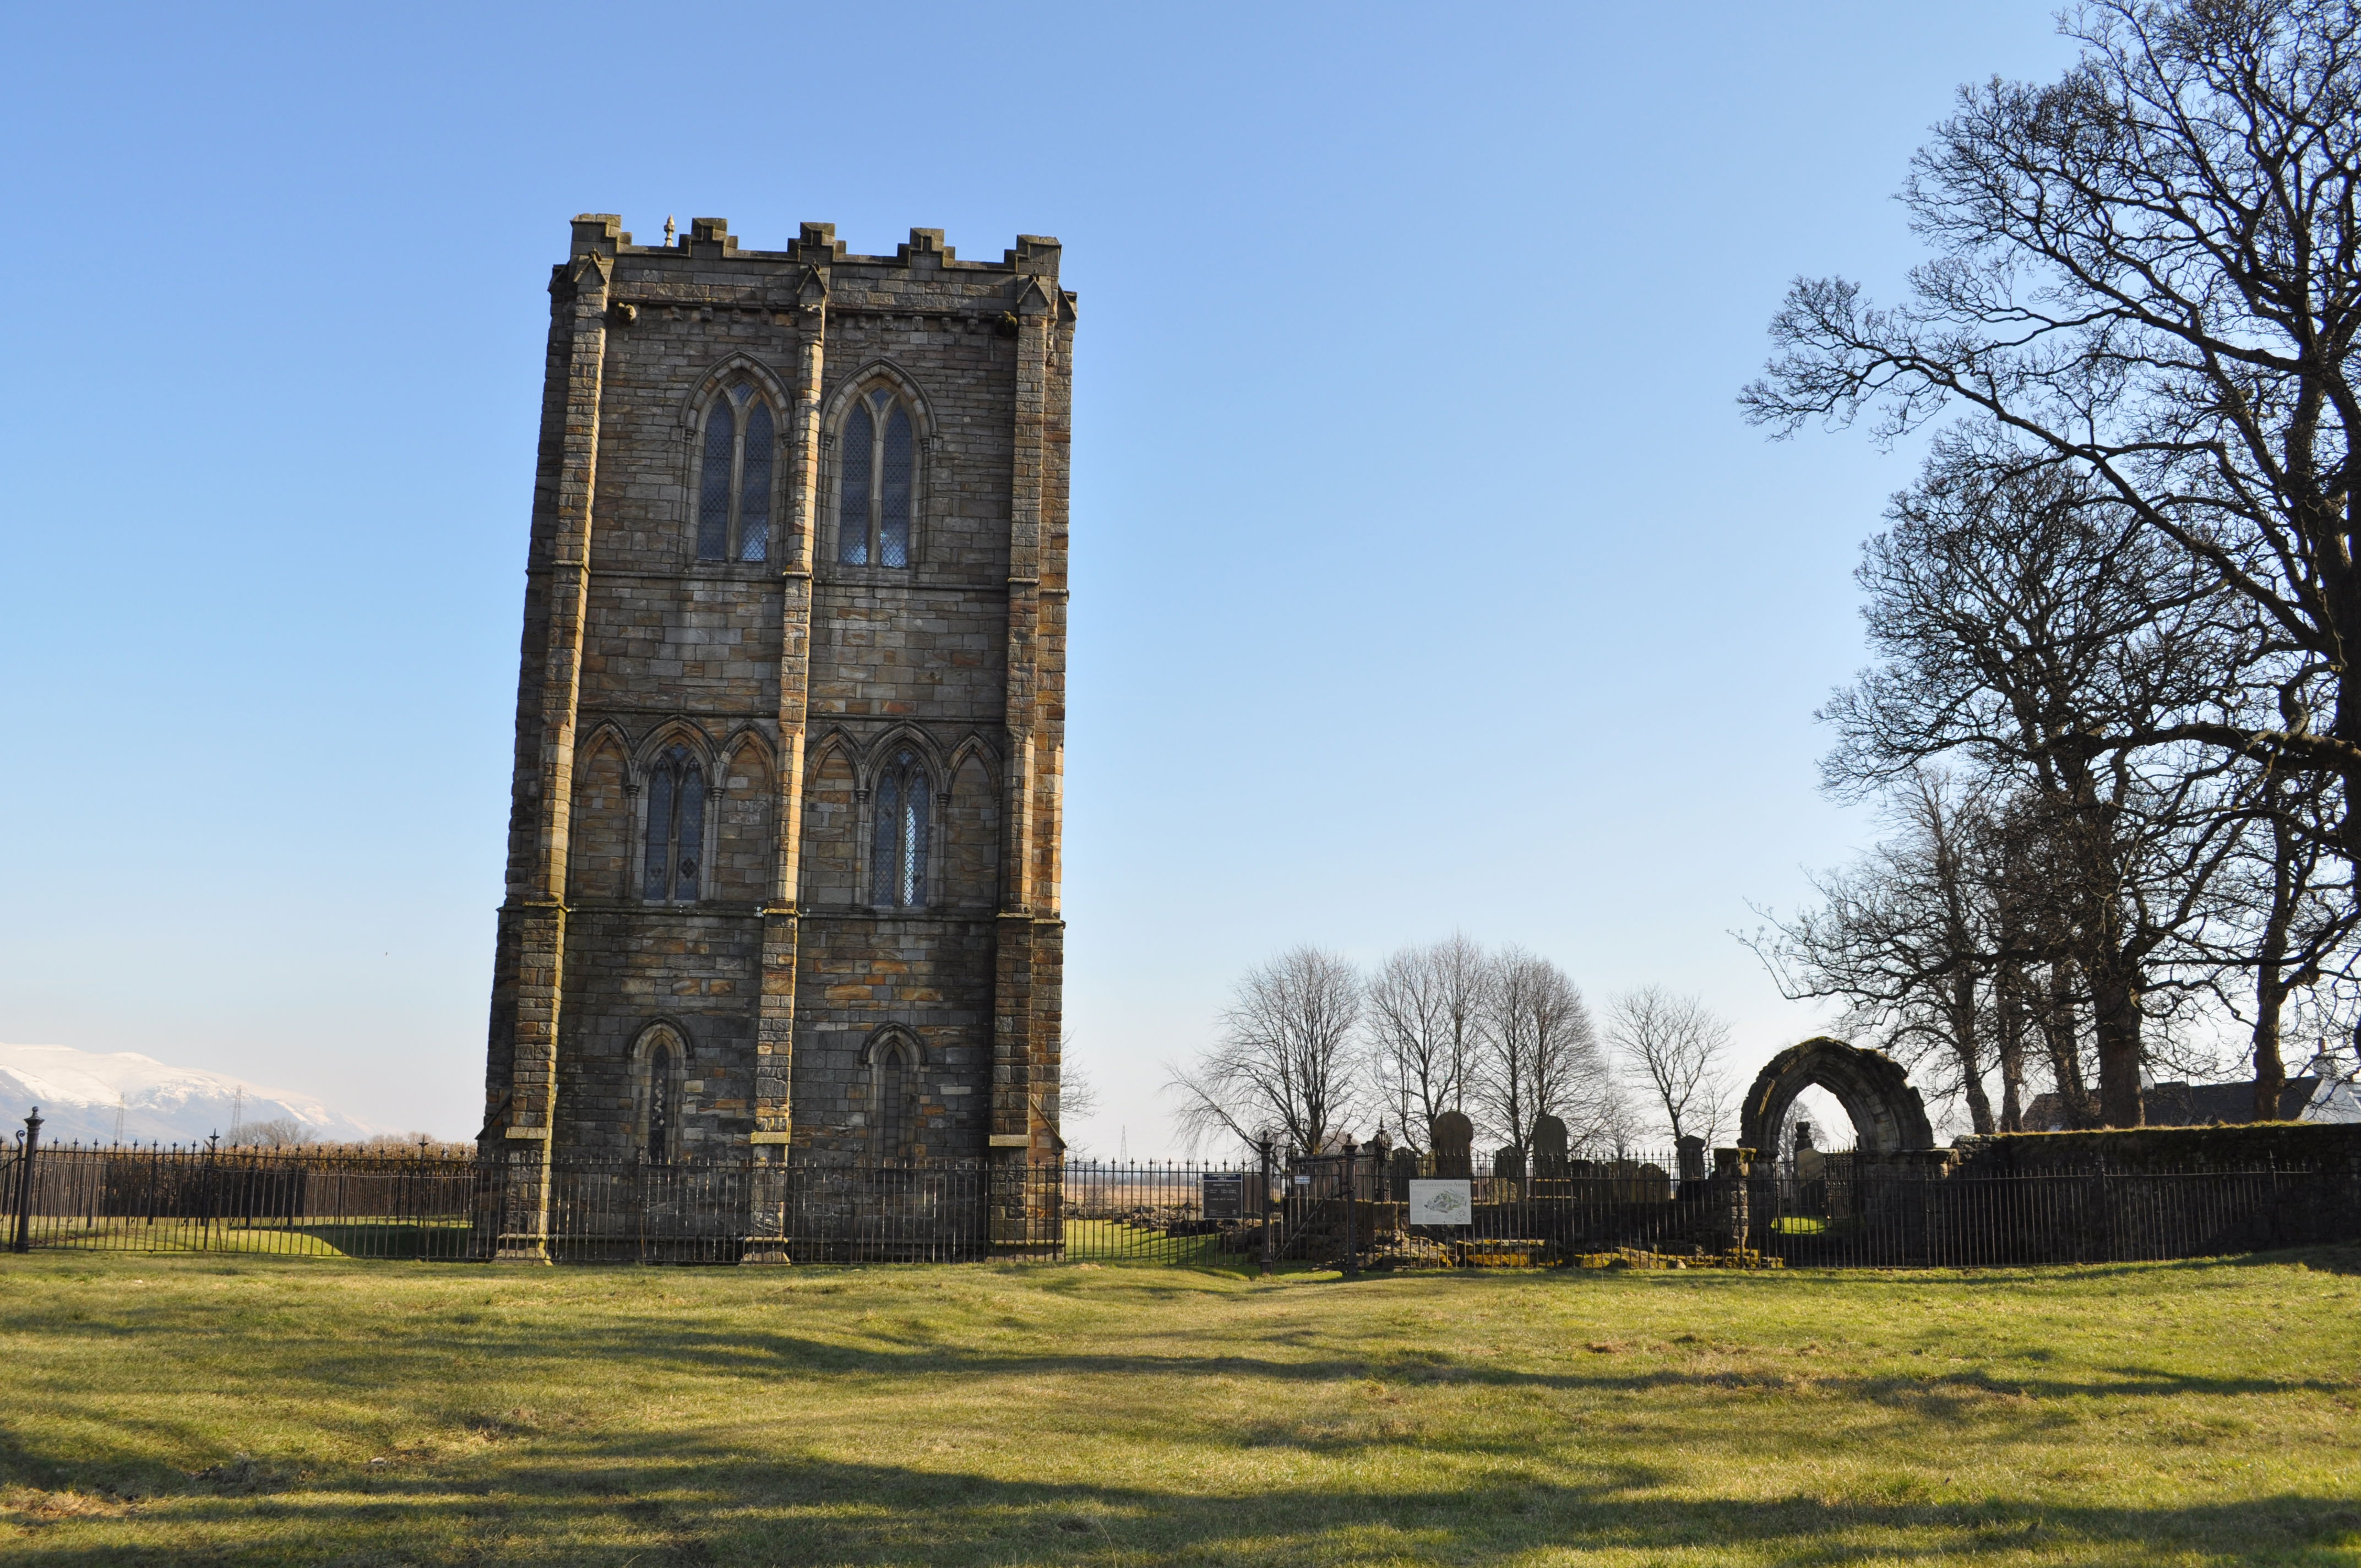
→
(1407, 1179, 1473, 1227)
(1201, 1172, 1246, 1221)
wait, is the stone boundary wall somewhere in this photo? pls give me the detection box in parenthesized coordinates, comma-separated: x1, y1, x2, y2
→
(1950, 1121, 2361, 1175)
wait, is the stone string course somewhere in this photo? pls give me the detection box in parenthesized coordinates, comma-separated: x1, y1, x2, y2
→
(483, 217, 1073, 1235)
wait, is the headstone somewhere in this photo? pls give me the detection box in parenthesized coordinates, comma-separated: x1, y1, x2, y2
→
(1429, 1111, 1474, 1179)
(1675, 1135, 1706, 1186)
(1795, 1118, 1826, 1184)
(1530, 1115, 1569, 1177)
(1388, 1145, 1418, 1201)
(1493, 1145, 1526, 1182)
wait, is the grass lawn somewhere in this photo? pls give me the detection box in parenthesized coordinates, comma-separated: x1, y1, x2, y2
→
(1, 1249, 2357, 1565)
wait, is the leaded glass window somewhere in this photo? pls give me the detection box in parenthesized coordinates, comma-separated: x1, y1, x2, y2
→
(869, 750, 930, 907)
(695, 380, 773, 562)
(838, 389, 916, 569)
(877, 1042, 910, 1159)
(880, 406, 913, 567)
(697, 400, 734, 559)
(739, 402, 773, 562)
(644, 744, 705, 901)
(646, 1041, 675, 1163)
(839, 404, 872, 565)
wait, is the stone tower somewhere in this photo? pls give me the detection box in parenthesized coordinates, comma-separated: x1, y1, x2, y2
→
(482, 215, 1072, 1205)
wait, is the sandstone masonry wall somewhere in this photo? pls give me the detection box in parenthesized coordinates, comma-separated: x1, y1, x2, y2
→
(483, 217, 1071, 1229)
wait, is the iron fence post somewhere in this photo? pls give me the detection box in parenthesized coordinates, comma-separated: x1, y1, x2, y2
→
(11, 1108, 42, 1254)
(1341, 1137, 1359, 1276)
(1258, 1139, 1274, 1278)
(199, 1131, 218, 1242)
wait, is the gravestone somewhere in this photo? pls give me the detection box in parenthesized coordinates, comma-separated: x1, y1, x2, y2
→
(1675, 1135, 1706, 1186)
(1794, 1119, 1825, 1176)
(1531, 1115, 1569, 1177)
(1429, 1111, 1474, 1179)
(1388, 1145, 1419, 1201)
(1493, 1146, 1527, 1182)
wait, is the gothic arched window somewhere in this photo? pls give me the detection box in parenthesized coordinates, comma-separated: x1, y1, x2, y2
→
(870, 750, 930, 908)
(697, 381, 775, 563)
(875, 1039, 911, 1161)
(645, 1039, 677, 1164)
(643, 745, 706, 902)
(837, 389, 916, 568)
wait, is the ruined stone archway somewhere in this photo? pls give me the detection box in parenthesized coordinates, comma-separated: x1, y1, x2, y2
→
(1737, 1037, 1934, 1155)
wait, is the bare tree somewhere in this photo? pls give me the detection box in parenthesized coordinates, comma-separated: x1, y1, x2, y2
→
(1744, 0, 2361, 875)
(2200, 766, 2361, 1115)
(236, 1117, 316, 1149)
(1167, 946, 1364, 1157)
(1473, 948, 1612, 1152)
(1608, 986, 1733, 1145)
(1814, 441, 2253, 1124)
(1748, 770, 2009, 1131)
(1057, 1059, 1102, 1124)
(1363, 934, 1487, 1147)
(1035, 1041, 1102, 1151)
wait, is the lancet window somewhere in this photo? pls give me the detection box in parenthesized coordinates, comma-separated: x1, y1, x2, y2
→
(870, 750, 930, 908)
(643, 745, 706, 902)
(875, 1039, 911, 1161)
(697, 380, 775, 562)
(837, 389, 916, 568)
(644, 1039, 677, 1163)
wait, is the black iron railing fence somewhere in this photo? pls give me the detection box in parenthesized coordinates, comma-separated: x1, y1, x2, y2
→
(1281, 1145, 2361, 1269)
(6, 1124, 2357, 1268)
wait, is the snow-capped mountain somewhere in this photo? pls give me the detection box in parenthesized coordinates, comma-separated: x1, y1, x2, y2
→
(0, 1043, 379, 1147)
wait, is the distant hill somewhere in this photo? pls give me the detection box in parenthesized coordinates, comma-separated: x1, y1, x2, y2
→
(0, 1043, 379, 1147)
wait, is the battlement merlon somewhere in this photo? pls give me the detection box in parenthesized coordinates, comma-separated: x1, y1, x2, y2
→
(565, 214, 1060, 276)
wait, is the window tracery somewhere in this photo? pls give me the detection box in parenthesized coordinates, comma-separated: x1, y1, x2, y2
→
(870, 750, 929, 908)
(697, 380, 774, 562)
(837, 388, 916, 568)
(643, 744, 706, 902)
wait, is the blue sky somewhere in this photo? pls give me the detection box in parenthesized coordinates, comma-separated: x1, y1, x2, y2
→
(0, 3, 2081, 1146)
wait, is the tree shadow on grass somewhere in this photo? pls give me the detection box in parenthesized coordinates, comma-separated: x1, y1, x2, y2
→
(2228, 1242, 2361, 1276)
(4, 1442, 2358, 1566)
(209, 1310, 2335, 1410)
(8, 1288, 2346, 1451)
